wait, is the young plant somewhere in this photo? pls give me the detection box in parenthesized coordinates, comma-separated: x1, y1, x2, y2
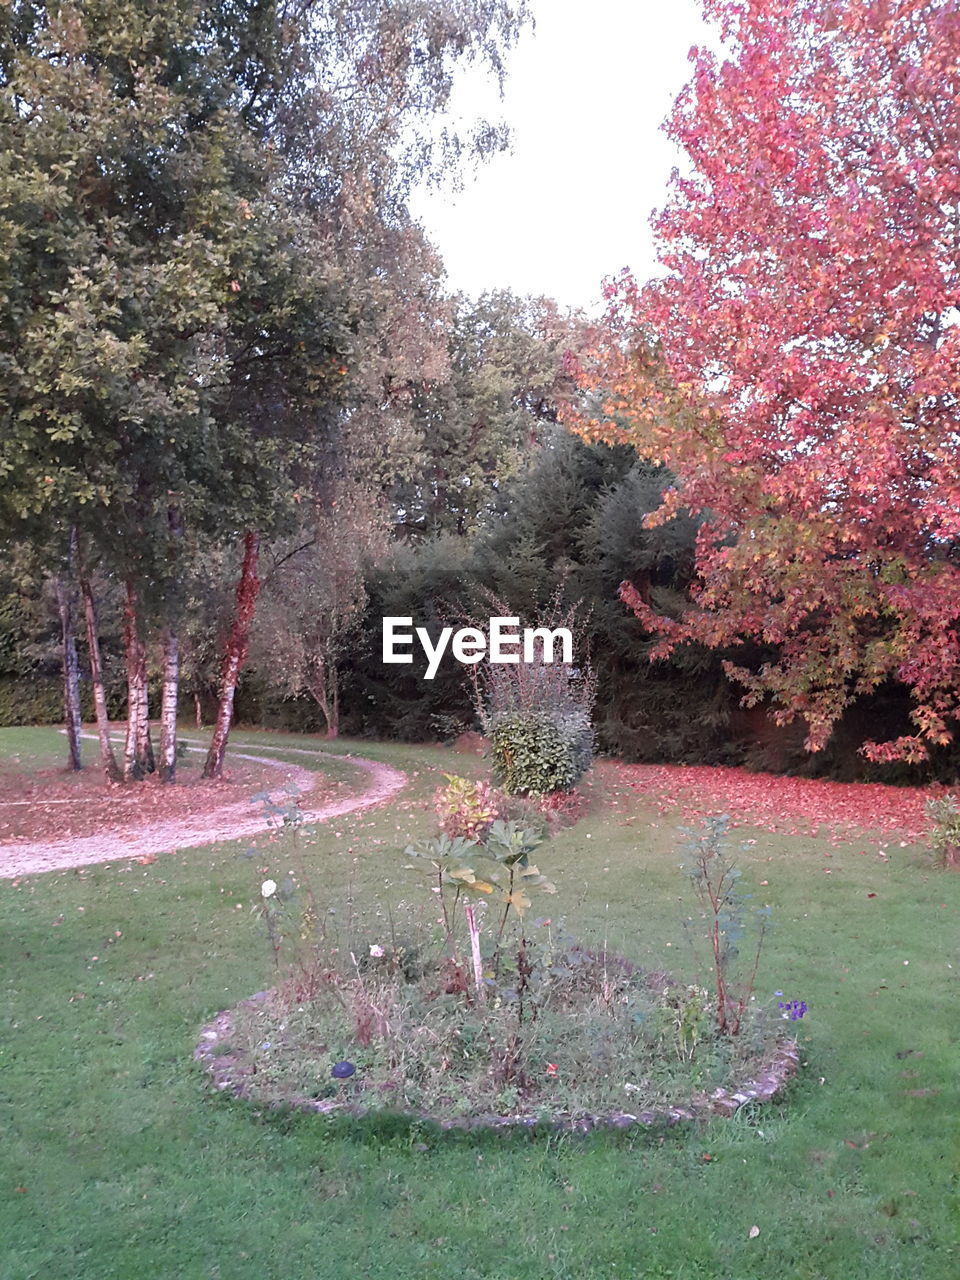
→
(403, 832, 493, 959)
(681, 817, 771, 1036)
(435, 773, 501, 839)
(248, 787, 325, 985)
(478, 820, 556, 952)
(925, 793, 960, 869)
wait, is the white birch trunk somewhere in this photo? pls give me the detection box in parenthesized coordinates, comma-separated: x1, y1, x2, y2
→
(123, 581, 154, 780)
(158, 626, 180, 782)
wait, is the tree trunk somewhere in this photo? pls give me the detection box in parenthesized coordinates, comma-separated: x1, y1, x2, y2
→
(78, 567, 122, 782)
(123, 580, 155, 780)
(137, 648, 155, 773)
(203, 531, 261, 779)
(307, 658, 339, 740)
(158, 626, 180, 783)
(328, 666, 340, 739)
(194, 689, 203, 730)
(55, 577, 83, 771)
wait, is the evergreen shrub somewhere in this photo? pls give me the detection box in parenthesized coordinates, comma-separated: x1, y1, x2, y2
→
(489, 708, 592, 795)
(477, 601, 594, 796)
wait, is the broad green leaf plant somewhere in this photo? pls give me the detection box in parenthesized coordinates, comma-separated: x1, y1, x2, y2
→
(405, 818, 555, 966)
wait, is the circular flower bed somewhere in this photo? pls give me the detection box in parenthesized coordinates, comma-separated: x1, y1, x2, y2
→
(195, 940, 800, 1132)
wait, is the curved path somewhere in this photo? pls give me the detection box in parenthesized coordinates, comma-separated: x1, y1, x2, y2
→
(0, 740, 407, 879)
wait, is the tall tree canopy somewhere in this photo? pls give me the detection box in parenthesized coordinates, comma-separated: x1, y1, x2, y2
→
(392, 292, 583, 539)
(0, 0, 529, 776)
(577, 0, 960, 762)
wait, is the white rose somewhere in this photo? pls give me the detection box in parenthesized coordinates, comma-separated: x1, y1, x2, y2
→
(261, 879, 277, 898)
(369, 944, 385, 958)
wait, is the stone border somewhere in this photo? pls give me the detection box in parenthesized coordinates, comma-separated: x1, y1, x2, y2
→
(195, 990, 801, 1134)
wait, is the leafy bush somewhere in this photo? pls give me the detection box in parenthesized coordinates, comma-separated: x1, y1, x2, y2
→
(435, 773, 501, 839)
(489, 708, 593, 795)
(925, 793, 960, 869)
(473, 598, 595, 796)
(0, 675, 127, 726)
(0, 676, 65, 726)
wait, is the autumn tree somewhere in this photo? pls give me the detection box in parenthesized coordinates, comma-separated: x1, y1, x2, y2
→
(579, 0, 960, 762)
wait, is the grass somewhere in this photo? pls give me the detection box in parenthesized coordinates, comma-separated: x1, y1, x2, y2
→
(1, 724, 959, 1279)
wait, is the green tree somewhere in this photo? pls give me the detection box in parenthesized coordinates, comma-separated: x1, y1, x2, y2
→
(0, 0, 529, 779)
(392, 292, 583, 538)
(0, 0, 354, 779)
(338, 429, 732, 759)
(340, 535, 478, 741)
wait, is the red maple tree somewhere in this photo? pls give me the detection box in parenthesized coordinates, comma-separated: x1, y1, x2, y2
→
(574, 0, 960, 762)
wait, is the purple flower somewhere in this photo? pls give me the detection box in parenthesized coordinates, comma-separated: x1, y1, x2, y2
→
(778, 999, 808, 1021)
(331, 1060, 356, 1079)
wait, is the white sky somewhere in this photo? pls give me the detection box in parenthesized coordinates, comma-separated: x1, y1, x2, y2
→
(409, 0, 711, 314)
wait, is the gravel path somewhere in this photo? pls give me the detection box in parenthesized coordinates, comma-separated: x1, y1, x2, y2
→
(0, 739, 407, 879)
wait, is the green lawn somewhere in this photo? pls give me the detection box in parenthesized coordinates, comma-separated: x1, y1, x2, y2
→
(1, 725, 958, 1279)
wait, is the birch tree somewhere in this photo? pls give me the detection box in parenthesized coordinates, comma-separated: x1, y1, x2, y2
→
(0, 0, 530, 779)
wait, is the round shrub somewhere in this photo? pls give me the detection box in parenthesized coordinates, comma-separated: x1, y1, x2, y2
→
(489, 708, 593, 795)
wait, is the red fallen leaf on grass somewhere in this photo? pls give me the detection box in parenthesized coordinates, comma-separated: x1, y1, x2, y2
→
(844, 1134, 877, 1149)
(618, 762, 929, 843)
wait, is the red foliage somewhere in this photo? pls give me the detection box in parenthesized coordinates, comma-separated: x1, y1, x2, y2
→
(573, 0, 960, 762)
(537, 788, 588, 829)
(615, 761, 931, 845)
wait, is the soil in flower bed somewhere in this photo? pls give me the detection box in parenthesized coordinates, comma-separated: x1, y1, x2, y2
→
(198, 941, 798, 1128)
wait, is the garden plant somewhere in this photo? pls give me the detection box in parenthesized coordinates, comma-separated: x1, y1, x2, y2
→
(204, 776, 796, 1129)
(1, 727, 957, 1280)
